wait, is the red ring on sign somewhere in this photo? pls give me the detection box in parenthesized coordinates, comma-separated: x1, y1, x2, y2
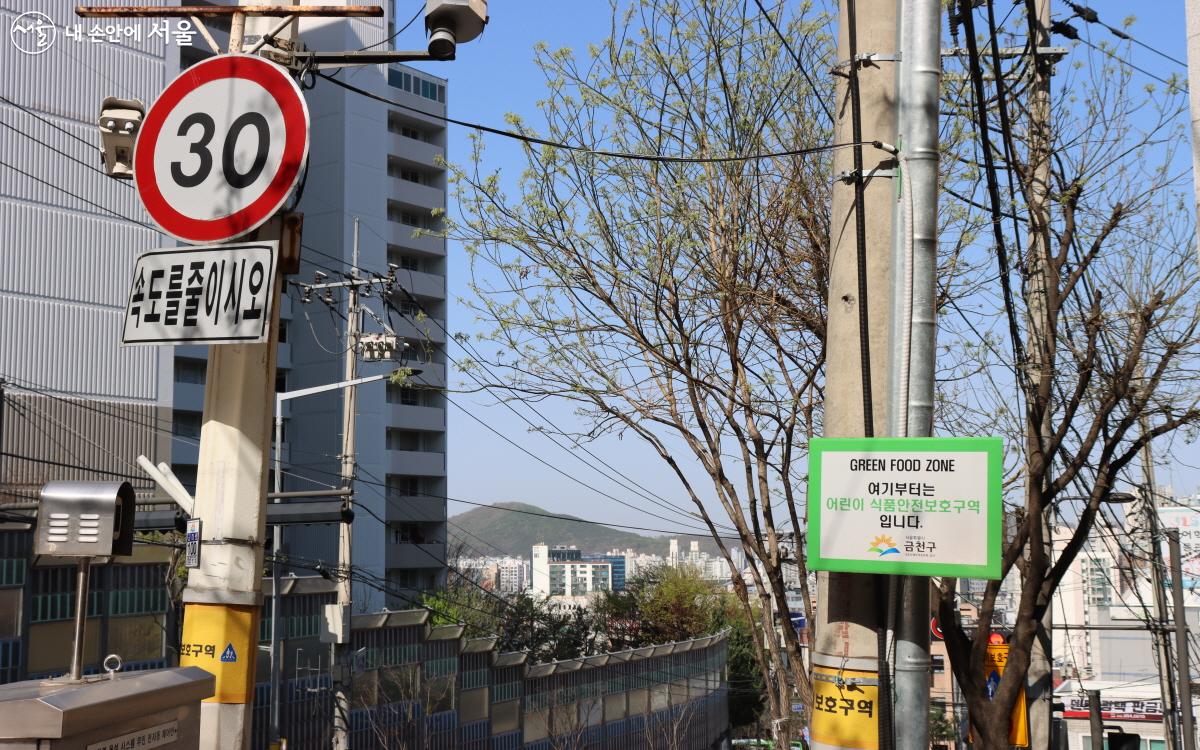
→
(134, 55, 309, 243)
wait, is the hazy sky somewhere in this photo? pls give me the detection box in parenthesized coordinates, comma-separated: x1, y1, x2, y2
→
(390, 1, 1200, 532)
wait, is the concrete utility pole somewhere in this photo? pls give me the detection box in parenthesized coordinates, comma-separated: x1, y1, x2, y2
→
(1186, 0, 1200, 259)
(332, 218, 361, 750)
(1088, 690, 1104, 750)
(73, 4, 484, 749)
(889, 1, 941, 749)
(1141, 430, 1180, 750)
(1166, 528, 1197, 750)
(813, 0, 897, 747)
(1025, 1, 1056, 746)
(178, 12, 279, 750)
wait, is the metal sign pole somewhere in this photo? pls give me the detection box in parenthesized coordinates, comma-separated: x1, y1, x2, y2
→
(69, 559, 91, 681)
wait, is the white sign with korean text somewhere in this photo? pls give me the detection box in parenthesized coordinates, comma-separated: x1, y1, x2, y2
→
(121, 242, 277, 345)
(807, 437, 1003, 578)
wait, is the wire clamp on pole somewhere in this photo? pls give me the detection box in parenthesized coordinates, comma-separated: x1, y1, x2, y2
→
(832, 51, 901, 76)
(837, 167, 896, 184)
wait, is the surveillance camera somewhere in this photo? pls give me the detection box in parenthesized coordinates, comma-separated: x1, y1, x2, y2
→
(424, 0, 487, 59)
(97, 97, 144, 179)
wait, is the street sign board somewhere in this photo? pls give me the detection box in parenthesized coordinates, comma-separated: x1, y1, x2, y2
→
(807, 437, 1002, 578)
(982, 644, 1029, 747)
(1062, 696, 1163, 722)
(133, 54, 310, 244)
(184, 518, 201, 569)
(121, 242, 279, 345)
(809, 665, 878, 750)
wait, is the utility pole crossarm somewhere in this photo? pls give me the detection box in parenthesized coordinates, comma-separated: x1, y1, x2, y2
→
(285, 51, 452, 70)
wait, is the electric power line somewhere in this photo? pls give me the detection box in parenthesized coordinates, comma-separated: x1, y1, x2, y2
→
(316, 70, 886, 164)
(1064, 2, 1188, 69)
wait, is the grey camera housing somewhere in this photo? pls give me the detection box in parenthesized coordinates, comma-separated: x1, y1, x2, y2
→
(425, 0, 487, 58)
(35, 481, 136, 562)
(98, 97, 144, 179)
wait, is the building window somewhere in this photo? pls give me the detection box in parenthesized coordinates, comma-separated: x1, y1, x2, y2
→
(931, 655, 945, 673)
(387, 384, 421, 406)
(388, 475, 422, 497)
(275, 369, 288, 394)
(278, 320, 288, 343)
(173, 465, 197, 493)
(390, 569, 420, 588)
(391, 523, 427, 544)
(172, 410, 202, 438)
(400, 168, 423, 184)
(175, 358, 206, 384)
(386, 429, 422, 451)
(387, 247, 423, 272)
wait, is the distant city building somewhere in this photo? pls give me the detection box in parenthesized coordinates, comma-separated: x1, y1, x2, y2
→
(1046, 495, 1200, 689)
(659, 538, 750, 585)
(597, 554, 626, 591)
(497, 557, 530, 593)
(531, 544, 615, 602)
(458, 556, 529, 594)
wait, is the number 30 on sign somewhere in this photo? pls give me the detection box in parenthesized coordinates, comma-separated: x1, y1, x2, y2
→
(133, 54, 310, 244)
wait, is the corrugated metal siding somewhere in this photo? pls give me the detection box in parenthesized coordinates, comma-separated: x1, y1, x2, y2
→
(0, 295, 158, 399)
(0, 1, 173, 497)
(1, 392, 164, 503)
(1, 2, 172, 120)
(0, 120, 151, 226)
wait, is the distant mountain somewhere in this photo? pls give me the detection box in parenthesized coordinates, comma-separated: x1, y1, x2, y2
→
(448, 501, 720, 559)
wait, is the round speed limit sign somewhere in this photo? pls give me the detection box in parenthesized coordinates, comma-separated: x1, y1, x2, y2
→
(134, 54, 310, 243)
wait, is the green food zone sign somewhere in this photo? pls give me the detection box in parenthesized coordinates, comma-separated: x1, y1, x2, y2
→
(806, 437, 1003, 579)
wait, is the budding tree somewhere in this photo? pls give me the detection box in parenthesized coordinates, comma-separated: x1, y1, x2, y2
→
(936, 3, 1200, 747)
(448, 0, 836, 739)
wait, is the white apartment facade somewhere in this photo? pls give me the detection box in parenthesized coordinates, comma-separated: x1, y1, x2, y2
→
(531, 544, 613, 601)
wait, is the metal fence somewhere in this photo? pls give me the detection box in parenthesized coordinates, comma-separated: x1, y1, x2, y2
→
(0, 527, 729, 748)
(262, 610, 729, 750)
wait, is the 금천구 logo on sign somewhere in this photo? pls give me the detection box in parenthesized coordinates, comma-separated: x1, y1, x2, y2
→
(868, 535, 899, 557)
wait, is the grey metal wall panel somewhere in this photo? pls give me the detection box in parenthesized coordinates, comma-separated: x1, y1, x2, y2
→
(0, 295, 158, 400)
(0, 110, 152, 222)
(1, 3, 172, 121)
(0, 198, 156, 308)
(1, 392, 166, 503)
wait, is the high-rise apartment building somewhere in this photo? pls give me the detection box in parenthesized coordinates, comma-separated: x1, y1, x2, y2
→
(0, 2, 449, 612)
(173, 11, 452, 611)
